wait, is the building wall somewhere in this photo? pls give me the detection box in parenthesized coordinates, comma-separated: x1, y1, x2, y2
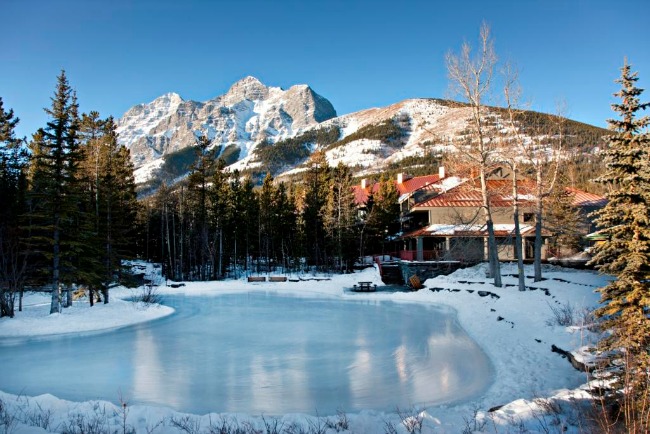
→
(426, 206, 535, 226)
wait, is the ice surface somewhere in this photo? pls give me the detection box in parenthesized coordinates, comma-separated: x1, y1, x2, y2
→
(0, 263, 611, 432)
(0, 293, 492, 415)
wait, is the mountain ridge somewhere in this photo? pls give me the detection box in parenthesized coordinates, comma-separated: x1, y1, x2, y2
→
(116, 77, 608, 188)
(116, 76, 337, 179)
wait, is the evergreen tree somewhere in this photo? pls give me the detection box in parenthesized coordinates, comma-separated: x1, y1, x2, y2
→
(187, 135, 217, 280)
(208, 159, 231, 279)
(27, 71, 83, 314)
(272, 182, 298, 272)
(301, 150, 330, 269)
(323, 163, 358, 272)
(0, 97, 28, 317)
(77, 112, 108, 304)
(590, 61, 650, 431)
(363, 175, 400, 258)
(545, 185, 585, 256)
(93, 118, 138, 301)
(258, 172, 275, 272)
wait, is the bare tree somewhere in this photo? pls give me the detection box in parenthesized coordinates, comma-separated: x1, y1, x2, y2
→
(500, 63, 527, 291)
(446, 22, 502, 287)
(530, 111, 563, 282)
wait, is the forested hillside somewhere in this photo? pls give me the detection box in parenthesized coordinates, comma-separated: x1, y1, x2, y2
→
(0, 71, 611, 318)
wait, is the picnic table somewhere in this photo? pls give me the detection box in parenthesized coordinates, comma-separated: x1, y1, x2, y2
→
(352, 281, 377, 292)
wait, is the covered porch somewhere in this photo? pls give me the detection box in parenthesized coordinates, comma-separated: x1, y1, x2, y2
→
(398, 224, 548, 264)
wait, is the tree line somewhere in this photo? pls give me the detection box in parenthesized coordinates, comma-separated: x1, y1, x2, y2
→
(141, 145, 399, 282)
(0, 71, 401, 318)
(0, 71, 139, 317)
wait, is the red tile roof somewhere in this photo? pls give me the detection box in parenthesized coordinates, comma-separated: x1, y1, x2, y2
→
(396, 174, 442, 195)
(414, 179, 537, 208)
(353, 173, 444, 205)
(566, 187, 607, 207)
(353, 182, 381, 205)
(414, 180, 606, 209)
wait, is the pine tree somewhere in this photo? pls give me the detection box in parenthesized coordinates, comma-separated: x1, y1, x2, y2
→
(323, 163, 357, 272)
(0, 97, 28, 317)
(258, 172, 275, 273)
(272, 182, 298, 272)
(545, 185, 585, 257)
(208, 159, 231, 279)
(231, 173, 258, 275)
(302, 150, 330, 269)
(92, 118, 138, 301)
(590, 61, 650, 431)
(363, 174, 400, 257)
(187, 135, 217, 280)
(27, 71, 83, 314)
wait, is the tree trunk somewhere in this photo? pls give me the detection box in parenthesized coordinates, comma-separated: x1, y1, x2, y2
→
(512, 170, 526, 291)
(534, 205, 544, 282)
(480, 170, 502, 287)
(50, 215, 61, 314)
(64, 284, 72, 308)
(218, 227, 223, 279)
(534, 171, 544, 282)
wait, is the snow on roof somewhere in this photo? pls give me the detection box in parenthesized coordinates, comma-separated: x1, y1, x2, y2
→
(396, 173, 442, 195)
(415, 179, 605, 210)
(414, 179, 538, 208)
(400, 223, 536, 239)
(567, 187, 607, 207)
(354, 172, 448, 205)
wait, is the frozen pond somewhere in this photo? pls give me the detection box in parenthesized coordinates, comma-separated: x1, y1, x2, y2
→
(0, 292, 493, 415)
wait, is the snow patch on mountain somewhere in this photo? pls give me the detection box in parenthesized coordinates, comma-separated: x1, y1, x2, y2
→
(116, 77, 336, 183)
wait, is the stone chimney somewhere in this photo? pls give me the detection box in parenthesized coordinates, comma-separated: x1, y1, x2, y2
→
(397, 173, 411, 184)
(361, 179, 368, 189)
(438, 166, 446, 179)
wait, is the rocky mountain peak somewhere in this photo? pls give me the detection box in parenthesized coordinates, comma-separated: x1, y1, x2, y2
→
(117, 77, 337, 182)
(222, 76, 269, 105)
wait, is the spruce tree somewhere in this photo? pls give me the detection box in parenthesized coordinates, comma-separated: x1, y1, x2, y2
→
(208, 159, 231, 279)
(272, 182, 297, 272)
(363, 174, 400, 257)
(28, 71, 82, 314)
(545, 185, 585, 256)
(301, 150, 330, 269)
(258, 172, 275, 273)
(231, 173, 258, 274)
(188, 135, 217, 280)
(590, 61, 650, 430)
(0, 98, 28, 317)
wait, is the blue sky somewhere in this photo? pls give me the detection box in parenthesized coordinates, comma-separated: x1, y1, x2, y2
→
(3, 0, 649, 139)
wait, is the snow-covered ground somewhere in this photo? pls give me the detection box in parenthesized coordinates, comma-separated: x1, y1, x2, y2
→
(0, 262, 610, 433)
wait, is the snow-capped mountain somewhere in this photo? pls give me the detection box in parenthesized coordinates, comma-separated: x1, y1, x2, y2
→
(118, 77, 605, 187)
(116, 76, 337, 180)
